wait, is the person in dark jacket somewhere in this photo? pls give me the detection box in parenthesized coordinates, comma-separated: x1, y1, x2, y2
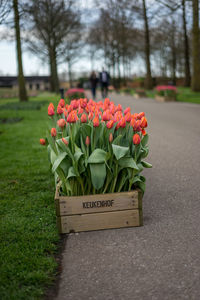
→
(90, 71, 98, 99)
(99, 68, 110, 98)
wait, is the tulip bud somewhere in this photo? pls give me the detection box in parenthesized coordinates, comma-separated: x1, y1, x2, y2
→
(109, 133, 113, 143)
(85, 136, 90, 146)
(62, 138, 68, 146)
(40, 138, 46, 145)
(51, 128, 57, 137)
(57, 118, 66, 128)
(142, 129, 146, 136)
(133, 133, 141, 145)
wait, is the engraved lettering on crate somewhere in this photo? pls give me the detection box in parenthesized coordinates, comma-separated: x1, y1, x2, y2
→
(83, 200, 114, 209)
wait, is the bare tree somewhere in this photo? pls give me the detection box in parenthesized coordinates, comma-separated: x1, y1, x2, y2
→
(25, 0, 81, 93)
(0, 0, 11, 24)
(13, 0, 28, 101)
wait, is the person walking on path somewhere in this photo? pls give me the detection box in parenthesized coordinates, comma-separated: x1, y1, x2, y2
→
(90, 71, 98, 100)
(99, 68, 110, 98)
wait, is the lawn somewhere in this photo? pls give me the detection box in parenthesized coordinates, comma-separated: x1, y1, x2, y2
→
(0, 93, 61, 299)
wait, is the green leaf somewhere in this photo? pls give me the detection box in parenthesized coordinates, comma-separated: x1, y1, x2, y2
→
(88, 149, 107, 163)
(89, 163, 106, 190)
(141, 161, 152, 168)
(67, 166, 76, 179)
(112, 144, 129, 160)
(136, 181, 146, 193)
(113, 134, 122, 145)
(74, 145, 83, 162)
(141, 134, 149, 147)
(52, 152, 67, 173)
(56, 137, 70, 152)
(118, 157, 139, 170)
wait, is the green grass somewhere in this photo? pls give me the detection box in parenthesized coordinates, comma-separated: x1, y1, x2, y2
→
(176, 87, 200, 104)
(0, 93, 61, 299)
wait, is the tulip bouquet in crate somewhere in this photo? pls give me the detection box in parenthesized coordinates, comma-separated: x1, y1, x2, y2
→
(40, 98, 152, 233)
(66, 88, 85, 103)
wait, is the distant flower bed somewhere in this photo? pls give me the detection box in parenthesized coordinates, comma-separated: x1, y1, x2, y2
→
(155, 85, 177, 98)
(66, 88, 85, 102)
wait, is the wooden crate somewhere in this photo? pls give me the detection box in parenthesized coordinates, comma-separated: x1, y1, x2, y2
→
(55, 186, 143, 233)
(155, 95, 176, 102)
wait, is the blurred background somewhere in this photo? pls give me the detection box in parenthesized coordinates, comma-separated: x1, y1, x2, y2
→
(0, 0, 200, 101)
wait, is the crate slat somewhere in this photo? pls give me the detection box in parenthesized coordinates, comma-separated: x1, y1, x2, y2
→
(57, 209, 141, 233)
(55, 189, 142, 216)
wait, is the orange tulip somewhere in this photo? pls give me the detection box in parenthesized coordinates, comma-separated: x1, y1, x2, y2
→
(81, 113, 87, 123)
(103, 110, 111, 121)
(140, 117, 148, 128)
(133, 133, 141, 145)
(119, 117, 126, 128)
(124, 112, 131, 122)
(124, 107, 131, 115)
(67, 111, 78, 123)
(62, 138, 68, 146)
(88, 112, 94, 120)
(93, 115, 100, 127)
(40, 138, 46, 145)
(57, 118, 66, 128)
(51, 128, 57, 137)
(106, 120, 114, 129)
(137, 112, 145, 120)
(142, 129, 146, 136)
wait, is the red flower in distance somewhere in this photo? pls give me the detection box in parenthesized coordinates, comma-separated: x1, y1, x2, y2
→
(57, 105, 63, 115)
(85, 136, 90, 146)
(51, 128, 57, 137)
(40, 138, 46, 145)
(62, 138, 68, 146)
(59, 99, 65, 107)
(57, 118, 66, 128)
(133, 133, 141, 145)
(81, 113, 87, 123)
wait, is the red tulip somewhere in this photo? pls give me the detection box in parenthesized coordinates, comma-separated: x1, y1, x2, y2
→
(78, 106, 84, 115)
(124, 112, 131, 122)
(93, 115, 100, 127)
(48, 106, 54, 116)
(48, 103, 54, 110)
(140, 117, 148, 128)
(88, 112, 94, 120)
(102, 110, 111, 121)
(85, 136, 90, 146)
(137, 112, 145, 120)
(62, 138, 68, 146)
(51, 128, 57, 137)
(40, 138, 46, 145)
(119, 117, 126, 128)
(133, 133, 141, 145)
(124, 107, 131, 115)
(57, 105, 63, 115)
(57, 118, 66, 128)
(142, 129, 146, 136)
(81, 113, 87, 123)
(67, 111, 78, 123)
(106, 120, 114, 129)
(59, 99, 65, 108)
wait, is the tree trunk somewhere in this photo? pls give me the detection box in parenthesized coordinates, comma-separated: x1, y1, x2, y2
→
(142, 0, 153, 90)
(49, 48, 59, 93)
(171, 22, 176, 85)
(182, 0, 191, 87)
(13, 0, 28, 101)
(192, 0, 200, 91)
(67, 60, 73, 88)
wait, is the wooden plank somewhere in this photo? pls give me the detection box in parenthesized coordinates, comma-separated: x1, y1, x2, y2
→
(55, 190, 141, 216)
(57, 209, 141, 233)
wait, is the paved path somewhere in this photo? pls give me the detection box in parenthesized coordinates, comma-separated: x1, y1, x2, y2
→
(54, 94, 200, 300)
